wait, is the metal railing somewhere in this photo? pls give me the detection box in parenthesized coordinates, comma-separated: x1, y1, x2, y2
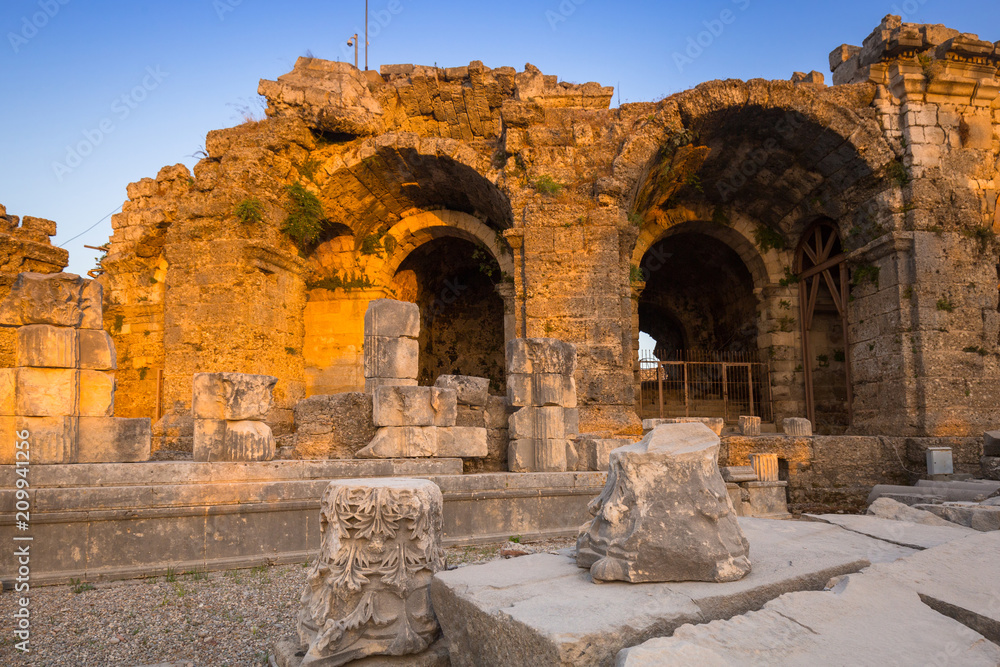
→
(637, 350, 773, 423)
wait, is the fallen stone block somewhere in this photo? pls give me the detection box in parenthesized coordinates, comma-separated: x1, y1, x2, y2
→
(16, 324, 78, 368)
(434, 374, 489, 406)
(437, 426, 488, 457)
(867, 484, 989, 505)
(291, 392, 375, 459)
(739, 415, 761, 436)
(77, 416, 151, 463)
(807, 513, 977, 550)
(866, 497, 962, 527)
(431, 518, 915, 667)
(983, 456, 1000, 480)
(191, 372, 277, 421)
(721, 465, 758, 483)
(642, 417, 724, 436)
(616, 570, 1000, 666)
(363, 298, 420, 338)
(914, 502, 1000, 532)
(15, 367, 76, 417)
(372, 385, 457, 427)
(506, 373, 576, 408)
(577, 423, 750, 583)
(297, 478, 444, 664)
(782, 417, 813, 436)
(506, 338, 576, 376)
(78, 329, 116, 370)
(364, 335, 419, 380)
(574, 435, 633, 471)
(77, 370, 114, 417)
(914, 479, 1000, 496)
(193, 419, 276, 461)
(356, 426, 437, 458)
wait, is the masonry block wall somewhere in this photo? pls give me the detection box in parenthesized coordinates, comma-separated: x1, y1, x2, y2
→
(99, 16, 999, 445)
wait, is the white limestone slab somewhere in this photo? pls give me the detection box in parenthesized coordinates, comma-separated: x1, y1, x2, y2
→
(806, 513, 977, 550)
(431, 518, 915, 667)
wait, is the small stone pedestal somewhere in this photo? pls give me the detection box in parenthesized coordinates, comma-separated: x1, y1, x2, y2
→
(739, 415, 761, 436)
(295, 478, 445, 666)
(750, 452, 779, 482)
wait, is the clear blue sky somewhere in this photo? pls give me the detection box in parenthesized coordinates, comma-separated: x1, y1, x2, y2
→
(2, 0, 997, 276)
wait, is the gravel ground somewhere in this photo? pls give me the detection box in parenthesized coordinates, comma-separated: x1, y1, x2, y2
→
(0, 537, 575, 666)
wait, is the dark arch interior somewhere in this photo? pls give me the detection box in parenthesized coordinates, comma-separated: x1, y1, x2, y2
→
(638, 232, 757, 357)
(393, 237, 506, 392)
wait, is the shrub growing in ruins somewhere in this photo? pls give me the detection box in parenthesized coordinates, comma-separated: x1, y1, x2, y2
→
(936, 296, 954, 312)
(282, 182, 325, 250)
(886, 159, 911, 186)
(851, 264, 880, 288)
(753, 225, 786, 253)
(234, 198, 265, 225)
(534, 174, 564, 196)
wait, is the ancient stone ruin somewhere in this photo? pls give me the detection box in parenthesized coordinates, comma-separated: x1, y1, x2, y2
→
(577, 423, 751, 583)
(295, 478, 445, 665)
(3, 13, 1000, 665)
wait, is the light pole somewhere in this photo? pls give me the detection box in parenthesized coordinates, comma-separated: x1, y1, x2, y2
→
(347, 33, 358, 69)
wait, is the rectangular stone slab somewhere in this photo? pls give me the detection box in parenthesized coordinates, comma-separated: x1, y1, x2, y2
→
(78, 329, 116, 370)
(431, 518, 915, 667)
(860, 530, 1000, 644)
(16, 324, 78, 368)
(616, 568, 1000, 665)
(373, 385, 457, 427)
(806, 513, 977, 550)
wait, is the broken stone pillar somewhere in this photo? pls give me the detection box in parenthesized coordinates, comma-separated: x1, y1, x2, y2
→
(739, 415, 761, 436)
(576, 422, 751, 583)
(506, 338, 579, 472)
(192, 372, 277, 461)
(750, 453, 779, 482)
(783, 417, 813, 436)
(297, 478, 445, 665)
(0, 272, 150, 464)
(363, 299, 419, 393)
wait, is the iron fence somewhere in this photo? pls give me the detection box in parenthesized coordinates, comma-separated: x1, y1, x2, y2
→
(637, 349, 773, 423)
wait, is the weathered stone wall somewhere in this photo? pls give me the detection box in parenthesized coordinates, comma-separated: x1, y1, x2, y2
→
(0, 205, 69, 367)
(99, 16, 1000, 452)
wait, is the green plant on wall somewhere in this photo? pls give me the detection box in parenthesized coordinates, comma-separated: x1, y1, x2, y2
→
(234, 198, 265, 225)
(851, 264, 880, 288)
(753, 225, 786, 253)
(534, 175, 564, 196)
(282, 182, 325, 250)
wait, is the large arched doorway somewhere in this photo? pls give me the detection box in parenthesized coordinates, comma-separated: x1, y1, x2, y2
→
(391, 236, 506, 392)
(636, 227, 767, 422)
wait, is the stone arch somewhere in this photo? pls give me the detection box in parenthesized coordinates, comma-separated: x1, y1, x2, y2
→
(612, 79, 896, 217)
(633, 215, 772, 290)
(375, 210, 514, 285)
